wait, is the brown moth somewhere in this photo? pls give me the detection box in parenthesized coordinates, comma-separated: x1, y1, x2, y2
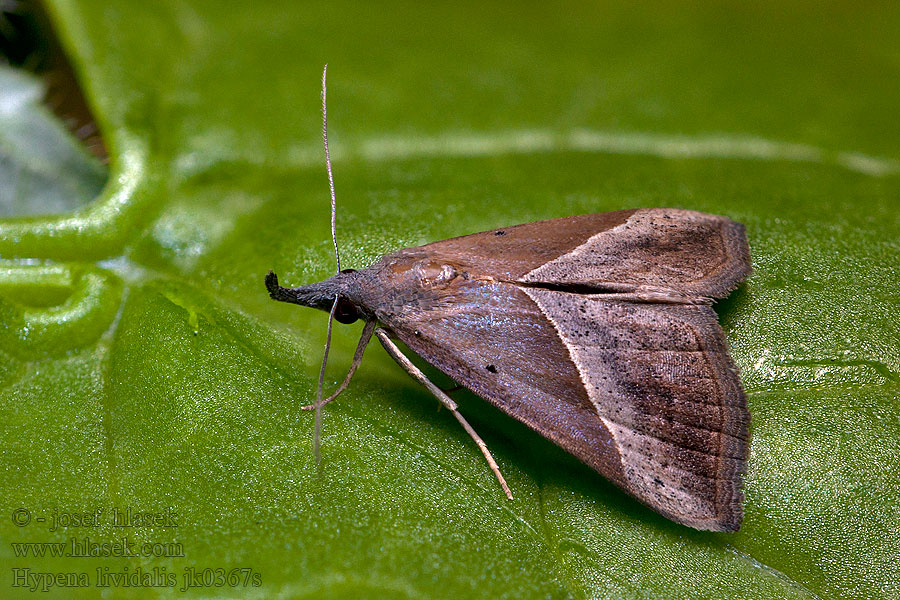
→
(266, 67, 751, 532)
(267, 209, 751, 531)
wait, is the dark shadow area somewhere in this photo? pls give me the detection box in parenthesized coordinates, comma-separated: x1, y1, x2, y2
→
(1, 0, 106, 159)
(713, 281, 751, 331)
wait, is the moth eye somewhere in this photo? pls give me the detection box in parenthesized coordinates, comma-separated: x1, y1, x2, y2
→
(334, 298, 359, 324)
(340, 268, 357, 274)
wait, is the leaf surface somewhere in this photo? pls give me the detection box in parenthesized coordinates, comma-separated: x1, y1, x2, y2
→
(1, 2, 898, 598)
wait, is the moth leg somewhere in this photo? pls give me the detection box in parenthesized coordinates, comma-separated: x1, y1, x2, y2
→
(433, 384, 462, 412)
(374, 328, 513, 500)
(301, 320, 377, 411)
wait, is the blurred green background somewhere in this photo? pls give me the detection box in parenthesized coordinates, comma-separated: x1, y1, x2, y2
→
(1, 1, 898, 598)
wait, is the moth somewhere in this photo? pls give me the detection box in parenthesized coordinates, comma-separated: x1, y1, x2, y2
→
(266, 68, 751, 532)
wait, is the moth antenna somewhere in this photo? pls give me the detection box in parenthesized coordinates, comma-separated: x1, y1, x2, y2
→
(314, 296, 340, 463)
(321, 64, 341, 273)
(314, 64, 341, 465)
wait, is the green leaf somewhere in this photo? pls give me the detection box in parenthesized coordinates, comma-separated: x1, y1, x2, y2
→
(1, 1, 898, 599)
(0, 65, 106, 216)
